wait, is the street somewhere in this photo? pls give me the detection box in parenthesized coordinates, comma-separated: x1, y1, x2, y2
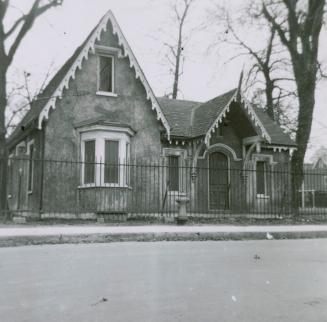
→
(0, 240, 327, 322)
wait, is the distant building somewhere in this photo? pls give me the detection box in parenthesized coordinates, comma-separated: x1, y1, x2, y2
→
(301, 147, 327, 209)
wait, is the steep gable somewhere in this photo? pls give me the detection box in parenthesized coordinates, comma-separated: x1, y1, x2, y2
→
(8, 10, 171, 146)
(190, 89, 237, 138)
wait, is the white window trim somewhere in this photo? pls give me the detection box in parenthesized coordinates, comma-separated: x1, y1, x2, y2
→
(256, 161, 267, 198)
(162, 148, 187, 194)
(253, 154, 274, 198)
(26, 139, 35, 194)
(96, 91, 118, 97)
(79, 127, 132, 188)
(94, 45, 123, 58)
(15, 141, 26, 156)
(97, 53, 116, 95)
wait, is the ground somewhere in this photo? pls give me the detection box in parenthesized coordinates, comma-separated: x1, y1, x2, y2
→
(0, 240, 327, 322)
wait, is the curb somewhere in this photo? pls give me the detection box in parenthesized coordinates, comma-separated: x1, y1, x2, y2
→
(1, 230, 327, 247)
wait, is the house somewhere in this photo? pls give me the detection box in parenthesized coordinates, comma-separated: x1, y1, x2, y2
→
(300, 147, 327, 210)
(6, 11, 297, 220)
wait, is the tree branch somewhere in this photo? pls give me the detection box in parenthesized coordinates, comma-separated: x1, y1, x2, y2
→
(262, 2, 291, 50)
(7, 0, 62, 64)
(4, 14, 25, 39)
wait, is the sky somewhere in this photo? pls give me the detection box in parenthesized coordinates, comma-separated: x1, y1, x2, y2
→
(5, 0, 327, 161)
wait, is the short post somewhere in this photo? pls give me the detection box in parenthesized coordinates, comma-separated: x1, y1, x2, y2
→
(175, 194, 190, 225)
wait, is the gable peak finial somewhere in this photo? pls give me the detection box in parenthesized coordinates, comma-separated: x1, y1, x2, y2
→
(236, 67, 244, 102)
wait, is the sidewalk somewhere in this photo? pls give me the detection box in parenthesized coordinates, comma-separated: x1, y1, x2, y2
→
(1, 224, 327, 247)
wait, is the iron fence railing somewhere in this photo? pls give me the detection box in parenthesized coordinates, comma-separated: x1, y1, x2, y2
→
(1, 157, 327, 219)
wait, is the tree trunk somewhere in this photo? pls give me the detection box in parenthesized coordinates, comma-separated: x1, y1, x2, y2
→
(0, 65, 8, 217)
(265, 79, 275, 120)
(291, 78, 315, 214)
(172, 32, 182, 99)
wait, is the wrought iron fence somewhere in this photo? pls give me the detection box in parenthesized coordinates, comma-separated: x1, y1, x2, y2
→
(1, 157, 327, 220)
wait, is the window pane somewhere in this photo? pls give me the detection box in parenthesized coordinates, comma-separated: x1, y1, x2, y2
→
(105, 140, 119, 183)
(84, 140, 95, 184)
(28, 144, 34, 191)
(168, 156, 179, 191)
(256, 161, 265, 194)
(126, 142, 130, 185)
(99, 56, 113, 92)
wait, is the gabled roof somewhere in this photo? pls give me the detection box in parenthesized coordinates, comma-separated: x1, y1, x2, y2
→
(8, 10, 295, 149)
(8, 10, 170, 145)
(159, 89, 296, 147)
(156, 97, 201, 137)
(190, 89, 237, 138)
(8, 25, 95, 145)
(254, 107, 296, 147)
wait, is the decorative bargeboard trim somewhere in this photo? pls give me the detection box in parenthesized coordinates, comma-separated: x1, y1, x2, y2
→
(37, 11, 170, 138)
(262, 144, 296, 156)
(204, 91, 272, 146)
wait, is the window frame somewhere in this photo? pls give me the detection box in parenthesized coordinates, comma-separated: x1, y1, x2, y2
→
(83, 139, 96, 185)
(7, 153, 14, 199)
(168, 155, 180, 192)
(26, 140, 35, 194)
(324, 175, 327, 189)
(96, 53, 115, 96)
(162, 148, 186, 194)
(15, 141, 26, 156)
(256, 160, 267, 197)
(104, 139, 120, 185)
(252, 153, 275, 198)
(79, 126, 133, 188)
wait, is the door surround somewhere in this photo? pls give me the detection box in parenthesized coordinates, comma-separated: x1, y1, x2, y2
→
(208, 151, 230, 211)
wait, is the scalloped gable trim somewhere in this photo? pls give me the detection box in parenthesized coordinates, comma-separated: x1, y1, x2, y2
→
(204, 91, 272, 146)
(37, 10, 171, 139)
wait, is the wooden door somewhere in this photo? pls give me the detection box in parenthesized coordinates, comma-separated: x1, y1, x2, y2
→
(209, 152, 229, 210)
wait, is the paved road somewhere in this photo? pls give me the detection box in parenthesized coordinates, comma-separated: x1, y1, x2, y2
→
(0, 240, 327, 322)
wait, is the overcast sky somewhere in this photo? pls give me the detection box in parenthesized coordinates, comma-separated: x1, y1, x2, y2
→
(5, 0, 327, 160)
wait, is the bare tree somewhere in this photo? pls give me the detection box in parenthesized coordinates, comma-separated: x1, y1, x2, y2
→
(261, 0, 326, 210)
(0, 0, 63, 214)
(208, 5, 296, 124)
(159, 0, 196, 99)
(6, 65, 54, 135)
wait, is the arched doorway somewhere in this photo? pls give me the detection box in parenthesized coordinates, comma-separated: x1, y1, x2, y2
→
(209, 152, 230, 210)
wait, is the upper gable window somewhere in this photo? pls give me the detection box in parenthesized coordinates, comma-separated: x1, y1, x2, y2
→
(98, 55, 114, 94)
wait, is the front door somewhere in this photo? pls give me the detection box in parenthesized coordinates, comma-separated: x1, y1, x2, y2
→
(209, 152, 229, 210)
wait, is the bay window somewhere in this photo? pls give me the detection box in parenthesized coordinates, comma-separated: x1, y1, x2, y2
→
(84, 140, 96, 184)
(79, 124, 134, 187)
(104, 140, 119, 184)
